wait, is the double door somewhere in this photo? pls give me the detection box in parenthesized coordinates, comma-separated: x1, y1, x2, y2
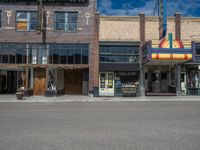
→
(99, 72, 114, 96)
(33, 68, 46, 95)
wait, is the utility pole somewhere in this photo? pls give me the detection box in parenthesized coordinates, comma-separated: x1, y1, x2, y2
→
(37, 0, 46, 44)
(159, 0, 167, 39)
(37, 0, 43, 34)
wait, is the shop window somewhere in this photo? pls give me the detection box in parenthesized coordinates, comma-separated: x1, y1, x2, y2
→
(67, 49, 74, 64)
(29, 45, 37, 64)
(60, 48, 67, 64)
(53, 49, 60, 64)
(100, 73, 105, 88)
(108, 73, 113, 88)
(16, 11, 37, 31)
(49, 48, 53, 64)
(48, 44, 88, 64)
(196, 46, 200, 55)
(38, 45, 46, 64)
(16, 45, 26, 64)
(9, 46, 16, 64)
(82, 47, 88, 64)
(188, 68, 200, 88)
(54, 12, 78, 32)
(75, 46, 81, 64)
(0, 44, 27, 64)
(2, 44, 9, 63)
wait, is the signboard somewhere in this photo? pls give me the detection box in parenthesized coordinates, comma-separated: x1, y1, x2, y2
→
(150, 39, 192, 61)
(122, 87, 137, 97)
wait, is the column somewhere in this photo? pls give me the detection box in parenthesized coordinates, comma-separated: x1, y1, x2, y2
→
(46, 67, 49, 92)
(25, 44, 29, 90)
(139, 13, 145, 97)
(175, 13, 181, 40)
(176, 65, 181, 96)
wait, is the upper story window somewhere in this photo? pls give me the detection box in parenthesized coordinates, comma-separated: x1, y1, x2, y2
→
(100, 45, 139, 63)
(16, 11, 37, 31)
(54, 12, 78, 32)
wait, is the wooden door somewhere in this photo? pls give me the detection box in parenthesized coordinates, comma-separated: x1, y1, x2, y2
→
(33, 68, 46, 95)
(64, 70, 82, 94)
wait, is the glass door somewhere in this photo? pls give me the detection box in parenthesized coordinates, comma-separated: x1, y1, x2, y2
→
(181, 72, 186, 95)
(99, 72, 114, 96)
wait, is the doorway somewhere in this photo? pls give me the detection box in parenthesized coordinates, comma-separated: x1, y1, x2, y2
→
(181, 72, 186, 95)
(33, 68, 46, 95)
(7, 71, 18, 93)
(99, 72, 114, 96)
(64, 70, 83, 94)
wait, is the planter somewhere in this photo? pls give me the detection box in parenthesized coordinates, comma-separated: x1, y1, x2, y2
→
(23, 89, 33, 97)
(16, 92, 23, 100)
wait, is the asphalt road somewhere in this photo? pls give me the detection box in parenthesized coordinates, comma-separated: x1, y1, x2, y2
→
(0, 102, 200, 150)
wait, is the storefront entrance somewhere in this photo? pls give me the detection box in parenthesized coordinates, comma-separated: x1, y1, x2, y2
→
(0, 69, 25, 94)
(7, 71, 18, 93)
(99, 72, 114, 96)
(33, 68, 46, 95)
(64, 70, 83, 94)
(145, 66, 176, 96)
(181, 72, 187, 95)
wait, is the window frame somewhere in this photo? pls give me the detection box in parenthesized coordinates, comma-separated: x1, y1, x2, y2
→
(16, 11, 37, 32)
(54, 11, 78, 32)
(100, 45, 139, 63)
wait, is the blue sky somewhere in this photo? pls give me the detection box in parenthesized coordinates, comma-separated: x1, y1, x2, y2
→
(97, 0, 200, 17)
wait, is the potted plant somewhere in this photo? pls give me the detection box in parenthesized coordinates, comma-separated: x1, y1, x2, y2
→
(16, 87, 24, 100)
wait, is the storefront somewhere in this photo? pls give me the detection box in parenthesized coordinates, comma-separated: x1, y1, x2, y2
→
(142, 35, 194, 96)
(99, 71, 139, 96)
(144, 65, 176, 95)
(99, 42, 140, 97)
(46, 68, 89, 96)
(0, 43, 89, 96)
(0, 67, 26, 94)
(183, 65, 200, 95)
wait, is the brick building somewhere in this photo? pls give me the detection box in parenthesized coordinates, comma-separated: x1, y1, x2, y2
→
(0, 0, 99, 96)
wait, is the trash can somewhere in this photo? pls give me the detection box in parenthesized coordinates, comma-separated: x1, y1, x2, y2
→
(93, 87, 99, 97)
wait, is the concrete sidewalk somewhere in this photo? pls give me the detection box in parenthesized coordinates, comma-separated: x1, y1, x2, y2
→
(0, 94, 200, 102)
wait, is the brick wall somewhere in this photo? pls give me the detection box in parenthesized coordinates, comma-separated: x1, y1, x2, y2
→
(99, 16, 140, 42)
(0, 1, 96, 44)
(100, 15, 200, 42)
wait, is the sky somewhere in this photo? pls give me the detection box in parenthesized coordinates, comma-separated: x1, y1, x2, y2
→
(97, 0, 200, 17)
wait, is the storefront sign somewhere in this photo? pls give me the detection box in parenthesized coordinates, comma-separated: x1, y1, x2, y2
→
(116, 72, 137, 76)
(122, 87, 137, 97)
